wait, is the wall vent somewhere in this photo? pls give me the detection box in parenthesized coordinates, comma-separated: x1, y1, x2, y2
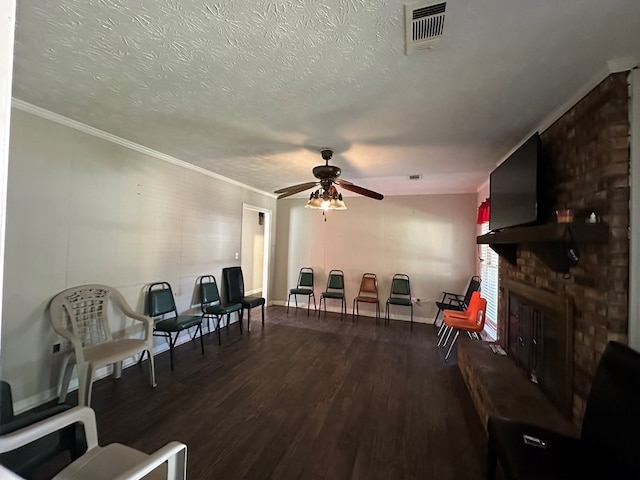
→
(408, 174, 422, 180)
(405, 2, 446, 55)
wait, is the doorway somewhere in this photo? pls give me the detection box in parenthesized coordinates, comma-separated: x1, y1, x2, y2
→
(241, 204, 271, 303)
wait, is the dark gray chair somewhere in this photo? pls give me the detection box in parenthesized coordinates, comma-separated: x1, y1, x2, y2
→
(222, 266, 265, 332)
(385, 274, 413, 330)
(148, 281, 204, 370)
(199, 275, 243, 344)
(287, 267, 316, 316)
(487, 341, 640, 479)
(319, 270, 347, 321)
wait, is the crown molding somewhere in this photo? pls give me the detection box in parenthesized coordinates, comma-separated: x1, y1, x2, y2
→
(495, 58, 638, 168)
(11, 99, 277, 199)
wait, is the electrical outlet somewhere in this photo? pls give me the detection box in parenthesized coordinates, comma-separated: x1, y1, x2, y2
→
(52, 343, 61, 353)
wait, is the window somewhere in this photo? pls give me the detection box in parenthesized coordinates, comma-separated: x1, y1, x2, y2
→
(480, 221, 498, 340)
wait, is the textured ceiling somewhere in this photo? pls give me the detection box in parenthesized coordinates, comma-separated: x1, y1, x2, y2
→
(11, 0, 640, 197)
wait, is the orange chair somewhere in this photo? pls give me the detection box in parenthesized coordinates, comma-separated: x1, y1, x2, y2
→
(437, 291, 481, 347)
(438, 292, 486, 361)
(352, 273, 380, 323)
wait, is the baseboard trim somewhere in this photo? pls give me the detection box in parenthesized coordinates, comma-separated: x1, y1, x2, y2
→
(13, 324, 217, 414)
(271, 300, 435, 324)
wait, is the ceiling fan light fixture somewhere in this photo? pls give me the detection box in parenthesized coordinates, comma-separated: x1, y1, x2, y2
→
(331, 193, 347, 210)
(276, 147, 381, 205)
(305, 188, 347, 211)
(305, 190, 323, 209)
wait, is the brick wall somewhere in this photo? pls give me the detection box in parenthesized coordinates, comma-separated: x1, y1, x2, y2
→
(497, 72, 630, 424)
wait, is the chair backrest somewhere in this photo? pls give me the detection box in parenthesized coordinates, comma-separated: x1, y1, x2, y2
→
(390, 274, 411, 297)
(446, 293, 486, 333)
(326, 270, 345, 291)
(358, 273, 378, 298)
(580, 341, 640, 476)
(298, 268, 314, 289)
(464, 291, 482, 313)
(200, 275, 221, 308)
(463, 275, 482, 307)
(471, 297, 487, 331)
(148, 282, 178, 318)
(50, 285, 116, 347)
(444, 291, 480, 321)
(222, 266, 245, 302)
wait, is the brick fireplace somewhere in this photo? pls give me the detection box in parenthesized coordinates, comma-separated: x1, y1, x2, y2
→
(504, 280, 573, 417)
(497, 72, 630, 425)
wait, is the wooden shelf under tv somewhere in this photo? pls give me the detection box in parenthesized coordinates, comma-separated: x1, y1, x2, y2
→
(476, 222, 609, 269)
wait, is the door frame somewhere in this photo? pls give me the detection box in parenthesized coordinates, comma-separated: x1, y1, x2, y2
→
(241, 204, 271, 303)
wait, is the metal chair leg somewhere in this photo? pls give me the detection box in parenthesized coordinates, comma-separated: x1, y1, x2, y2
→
(436, 324, 446, 348)
(438, 325, 454, 348)
(410, 305, 414, 331)
(443, 325, 455, 347)
(445, 330, 460, 361)
(437, 320, 448, 337)
(198, 324, 205, 355)
(168, 332, 178, 371)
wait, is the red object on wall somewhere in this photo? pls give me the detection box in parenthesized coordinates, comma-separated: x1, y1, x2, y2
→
(477, 198, 490, 224)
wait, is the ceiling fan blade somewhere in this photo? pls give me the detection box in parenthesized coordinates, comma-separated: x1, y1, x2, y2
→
(275, 181, 318, 199)
(274, 181, 318, 195)
(334, 178, 353, 186)
(339, 182, 384, 200)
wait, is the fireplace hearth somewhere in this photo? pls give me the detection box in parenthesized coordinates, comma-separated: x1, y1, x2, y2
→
(504, 280, 574, 417)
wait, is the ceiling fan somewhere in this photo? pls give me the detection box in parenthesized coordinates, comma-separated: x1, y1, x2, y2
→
(274, 148, 384, 201)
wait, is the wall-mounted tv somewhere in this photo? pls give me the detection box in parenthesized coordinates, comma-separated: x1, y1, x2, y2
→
(489, 133, 542, 232)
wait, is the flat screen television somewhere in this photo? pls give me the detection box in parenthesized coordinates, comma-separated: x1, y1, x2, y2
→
(489, 133, 542, 232)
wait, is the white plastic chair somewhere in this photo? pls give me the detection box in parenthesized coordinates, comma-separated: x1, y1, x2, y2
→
(0, 406, 187, 479)
(50, 284, 156, 406)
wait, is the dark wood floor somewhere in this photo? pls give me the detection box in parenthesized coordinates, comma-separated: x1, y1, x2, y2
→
(69, 307, 487, 479)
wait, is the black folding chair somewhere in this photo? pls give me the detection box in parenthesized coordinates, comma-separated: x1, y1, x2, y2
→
(434, 275, 481, 332)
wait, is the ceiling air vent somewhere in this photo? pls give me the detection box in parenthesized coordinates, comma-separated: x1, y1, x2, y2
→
(408, 174, 422, 181)
(405, 2, 446, 55)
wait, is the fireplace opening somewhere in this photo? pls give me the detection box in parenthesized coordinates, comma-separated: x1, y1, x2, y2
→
(504, 280, 574, 417)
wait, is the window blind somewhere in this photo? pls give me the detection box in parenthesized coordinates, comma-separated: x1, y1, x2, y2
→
(480, 222, 498, 340)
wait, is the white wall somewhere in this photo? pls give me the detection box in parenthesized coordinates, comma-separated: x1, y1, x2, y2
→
(0, 1, 16, 389)
(3, 107, 277, 408)
(241, 208, 265, 294)
(274, 193, 477, 321)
